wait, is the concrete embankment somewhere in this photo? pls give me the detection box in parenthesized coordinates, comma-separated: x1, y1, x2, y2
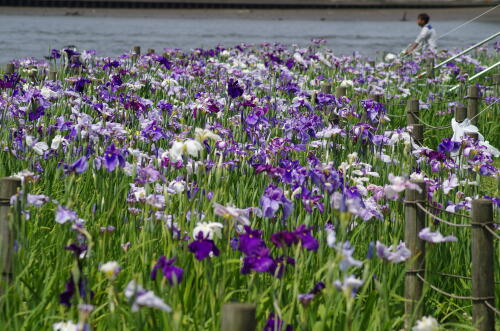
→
(0, 0, 499, 9)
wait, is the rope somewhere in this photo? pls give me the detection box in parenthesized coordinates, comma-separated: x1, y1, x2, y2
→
(480, 224, 500, 241)
(411, 114, 452, 130)
(437, 4, 500, 41)
(415, 202, 471, 228)
(469, 99, 500, 122)
(425, 204, 472, 219)
(416, 274, 493, 301)
(484, 300, 500, 316)
(429, 271, 500, 285)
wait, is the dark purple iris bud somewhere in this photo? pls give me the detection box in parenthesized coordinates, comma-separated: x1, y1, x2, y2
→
(270, 231, 298, 248)
(188, 232, 219, 261)
(151, 256, 184, 285)
(103, 143, 125, 172)
(437, 138, 461, 154)
(0, 73, 20, 90)
(64, 243, 87, 258)
(366, 241, 375, 259)
(263, 313, 293, 331)
(227, 78, 244, 98)
(294, 225, 319, 251)
(59, 276, 76, 307)
(298, 281, 325, 305)
(285, 58, 295, 69)
(63, 48, 80, 58)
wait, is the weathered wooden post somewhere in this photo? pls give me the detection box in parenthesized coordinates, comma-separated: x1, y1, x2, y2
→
(0, 177, 21, 294)
(221, 303, 256, 331)
(406, 99, 423, 144)
(5, 63, 15, 75)
(467, 85, 479, 126)
(454, 104, 467, 123)
(48, 70, 57, 81)
(147, 48, 155, 55)
(335, 86, 347, 98)
(404, 180, 426, 329)
(321, 84, 332, 94)
(426, 59, 434, 79)
(132, 46, 141, 62)
(471, 199, 495, 331)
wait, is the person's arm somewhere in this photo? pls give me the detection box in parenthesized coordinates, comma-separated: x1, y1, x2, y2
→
(405, 27, 429, 55)
(404, 42, 419, 55)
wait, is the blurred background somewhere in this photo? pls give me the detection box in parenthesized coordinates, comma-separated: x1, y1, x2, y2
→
(0, 0, 499, 63)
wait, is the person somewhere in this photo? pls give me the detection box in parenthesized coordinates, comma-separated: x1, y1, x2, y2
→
(404, 13, 437, 55)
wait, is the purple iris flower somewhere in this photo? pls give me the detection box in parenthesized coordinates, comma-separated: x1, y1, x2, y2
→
(437, 138, 460, 154)
(56, 205, 79, 224)
(260, 185, 293, 220)
(298, 281, 325, 305)
(263, 313, 293, 331)
(294, 225, 319, 251)
(241, 247, 275, 274)
(156, 56, 172, 69)
(270, 231, 298, 248)
(50, 49, 61, 59)
(151, 256, 184, 285)
(73, 77, 90, 93)
(227, 78, 244, 98)
(188, 232, 220, 260)
(64, 243, 87, 258)
(103, 143, 125, 172)
(238, 226, 266, 255)
(68, 156, 88, 174)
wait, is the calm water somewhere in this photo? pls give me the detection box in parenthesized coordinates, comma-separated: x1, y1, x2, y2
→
(0, 14, 499, 63)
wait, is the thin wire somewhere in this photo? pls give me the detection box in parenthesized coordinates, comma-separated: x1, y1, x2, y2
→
(437, 4, 500, 41)
(415, 202, 471, 228)
(412, 114, 452, 130)
(416, 274, 487, 300)
(481, 224, 500, 241)
(469, 99, 500, 122)
(429, 271, 500, 285)
(425, 204, 472, 219)
(484, 301, 500, 316)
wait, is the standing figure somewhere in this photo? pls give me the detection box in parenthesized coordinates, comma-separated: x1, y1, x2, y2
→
(404, 13, 437, 55)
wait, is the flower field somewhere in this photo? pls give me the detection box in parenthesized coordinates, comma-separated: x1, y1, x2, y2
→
(0, 41, 499, 330)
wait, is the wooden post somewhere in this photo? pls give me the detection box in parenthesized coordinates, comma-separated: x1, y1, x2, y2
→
(321, 84, 332, 94)
(48, 70, 57, 81)
(406, 99, 423, 144)
(467, 85, 479, 126)
(147, 48, 155, 54)
(471, 199, 495, 331)
(0, 177, 21, 294)
(221, 303, 256, 331)
(132, 45, 141, 62)
(5, 63, 15, 75)
(426, 59, 434, 79)
(455, 104, 467, 123)
(404, 180, 426, 329)
(335, 86, 347, 98)
(493, 74, 500, 85)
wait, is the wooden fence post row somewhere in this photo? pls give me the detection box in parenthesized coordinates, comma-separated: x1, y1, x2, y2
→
(471, 199, 495, 331)
(404, 180, 426, 328)
(0, 177, 21, 295)
(221, 303, 256, 331)
(406, 99, 423, 145)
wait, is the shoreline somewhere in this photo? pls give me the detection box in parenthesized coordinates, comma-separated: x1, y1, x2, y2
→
(0, 6, 499, 22)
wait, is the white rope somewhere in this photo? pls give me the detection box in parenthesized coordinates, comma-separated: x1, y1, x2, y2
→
(437, 4, 500, 41)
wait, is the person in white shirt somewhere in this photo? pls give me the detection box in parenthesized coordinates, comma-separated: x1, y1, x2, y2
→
(404, 13, 437, 55)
